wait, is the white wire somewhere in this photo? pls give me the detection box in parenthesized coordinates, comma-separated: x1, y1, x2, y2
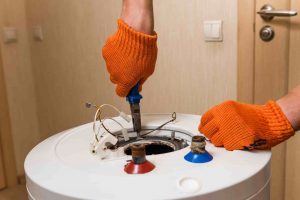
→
(93, 107, 101, 141)
(92, 104, 124, 142)
(99, 104, 121, 114)
(101, 118, 125, 131)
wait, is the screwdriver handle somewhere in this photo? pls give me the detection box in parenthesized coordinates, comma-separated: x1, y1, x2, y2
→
(126, 83, 143, 104)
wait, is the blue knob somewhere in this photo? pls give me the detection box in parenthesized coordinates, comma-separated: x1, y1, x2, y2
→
(184, 151, 213, 163)
(126, 84, 143, 104)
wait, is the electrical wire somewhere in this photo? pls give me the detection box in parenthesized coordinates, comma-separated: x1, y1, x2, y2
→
(89, 102, 177, 142)
(99, 104, 121, 113)
(93, 107, 101, 142)
(141, 112, 177, 137)
(92, 104, 119, 141)
(90, 103, 129, 142)
(110, 112, 177, 139)
(101, 118, 126, 139)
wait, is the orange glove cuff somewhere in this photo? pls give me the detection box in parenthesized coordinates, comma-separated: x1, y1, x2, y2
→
(256, 101, 295, 148)
(199, 100, 295, 150)
(102, 19, 158, 97)
(112, 19, 157, 54)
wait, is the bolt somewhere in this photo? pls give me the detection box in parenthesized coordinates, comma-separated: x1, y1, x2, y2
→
(191, 136, 206, 154)
(131, 144, 146, 164)
(171, 131, 175, 141)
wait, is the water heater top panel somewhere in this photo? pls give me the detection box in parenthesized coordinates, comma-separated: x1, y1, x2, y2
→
(25, 114, 271, 200)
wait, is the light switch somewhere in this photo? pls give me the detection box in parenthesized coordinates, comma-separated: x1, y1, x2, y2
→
(33, 26, 43, 41)
(203, 20, 223, 42)
(3, 27, 17, 43)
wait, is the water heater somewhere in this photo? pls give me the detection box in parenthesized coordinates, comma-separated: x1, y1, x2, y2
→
(25, 113, 271, 200)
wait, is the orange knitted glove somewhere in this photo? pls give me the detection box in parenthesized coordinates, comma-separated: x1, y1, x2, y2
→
(102, 19, 158, 97)
(199, 101, 295, 150)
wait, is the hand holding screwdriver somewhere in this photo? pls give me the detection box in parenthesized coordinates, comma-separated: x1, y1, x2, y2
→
(102, 0, 157, 97)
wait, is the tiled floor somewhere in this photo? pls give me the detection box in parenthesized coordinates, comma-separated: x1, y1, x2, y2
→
(0, 184, 27, 200)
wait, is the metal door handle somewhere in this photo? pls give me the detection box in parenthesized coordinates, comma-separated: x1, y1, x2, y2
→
(257, 4, 297, 21)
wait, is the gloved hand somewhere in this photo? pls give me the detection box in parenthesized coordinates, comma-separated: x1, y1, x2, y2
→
(199, 100, 295, 150)
(102, 19, 158, 97)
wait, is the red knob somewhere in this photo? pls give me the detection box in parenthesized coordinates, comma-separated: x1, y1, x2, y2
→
(124, 144, 155, 174)
(124, 160, 155, 174)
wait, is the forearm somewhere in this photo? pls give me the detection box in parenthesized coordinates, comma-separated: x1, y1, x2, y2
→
(121, 0, 154, 35)
(277, 85, 300, 131)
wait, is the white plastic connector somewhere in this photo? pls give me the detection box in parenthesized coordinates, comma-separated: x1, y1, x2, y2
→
(120, 112, 131, 123)
(93, 132, 118, 159)
(102, 132, 118, 146)
(122, 128, 129, 141)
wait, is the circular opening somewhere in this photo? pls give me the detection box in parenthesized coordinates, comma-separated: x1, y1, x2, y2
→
(178, 177, 201, 193)
(125, 143, 175, 155)
(112, 128, 191, 156)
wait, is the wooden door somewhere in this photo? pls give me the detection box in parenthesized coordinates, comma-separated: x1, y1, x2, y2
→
(0, 51, 6, 189)
(238, 0, 299, 199)
(253, 0, 299, 199)
(285, 0, 300, 199)
(254, 1, 291, 200)
(0, 46, 17, 187)
(0, 137, 6, 189)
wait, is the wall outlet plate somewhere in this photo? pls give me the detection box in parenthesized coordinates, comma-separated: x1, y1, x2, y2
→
(203, 20, 223, 42)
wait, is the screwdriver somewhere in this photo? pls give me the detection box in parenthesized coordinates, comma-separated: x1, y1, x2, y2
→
(126, 84, 142, 138)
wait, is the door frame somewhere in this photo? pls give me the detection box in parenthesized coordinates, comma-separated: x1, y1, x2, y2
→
(0, 136, 5, 189)
(237, 1, 290, 200)
(0, 47, 18, 187)
(237, 0, 255, 103)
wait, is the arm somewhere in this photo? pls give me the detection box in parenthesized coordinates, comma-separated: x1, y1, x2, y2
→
(121, 0, 154, 35)
(277, 85, 300, 131)
(199, 86, 300, 151)
(102, 0, 157, 97)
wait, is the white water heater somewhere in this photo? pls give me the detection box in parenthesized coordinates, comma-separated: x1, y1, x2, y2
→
(25, 114, 271, 200)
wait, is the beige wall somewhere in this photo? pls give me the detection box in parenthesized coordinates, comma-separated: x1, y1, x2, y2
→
(0, 0, 40, 175)
(1, 0, 238, 176)
(26, 0, 237, 141)
(1, 1, 299, 199)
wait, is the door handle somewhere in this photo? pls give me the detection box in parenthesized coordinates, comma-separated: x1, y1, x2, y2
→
(257, 4, 297, 21)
